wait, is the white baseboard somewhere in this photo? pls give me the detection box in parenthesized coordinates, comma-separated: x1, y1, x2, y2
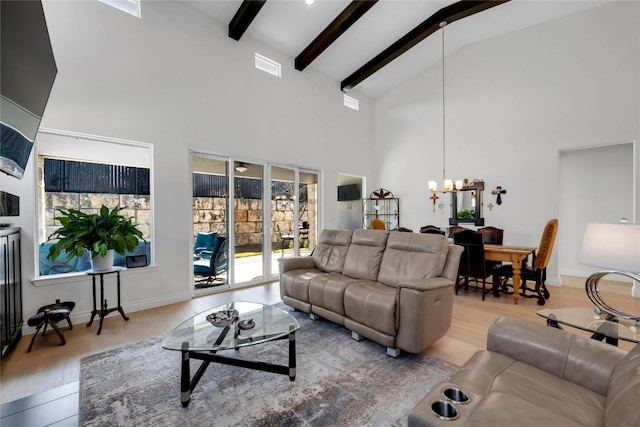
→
(546, 277, 561, 287)
(123, 291, 192, 315)
(561, 268, 634, 284)
(21, 291, 192, 336)
(560, 268, 589, 278)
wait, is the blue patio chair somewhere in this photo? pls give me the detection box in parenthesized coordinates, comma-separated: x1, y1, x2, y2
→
(39, 242, 91, 275)
(194, 234, 228, 287)
(194, 232, 217, 259)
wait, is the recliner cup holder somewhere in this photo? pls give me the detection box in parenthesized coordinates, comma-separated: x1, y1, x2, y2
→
(430, 400, 459, 420)
(443, 387, 470, 404)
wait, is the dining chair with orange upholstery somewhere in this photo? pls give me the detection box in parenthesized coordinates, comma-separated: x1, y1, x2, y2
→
(496, 219, 558, 305)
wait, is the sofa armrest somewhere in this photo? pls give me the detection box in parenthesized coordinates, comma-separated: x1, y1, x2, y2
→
(397, 277, 454, 292)
(395, 278, 455, 354)
(488, 316, 627, 395)
(441, 244, 463, 282)
(277, 256, 316, 275)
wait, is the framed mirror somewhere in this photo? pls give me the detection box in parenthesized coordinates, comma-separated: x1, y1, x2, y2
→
(449, 180, 484, 226)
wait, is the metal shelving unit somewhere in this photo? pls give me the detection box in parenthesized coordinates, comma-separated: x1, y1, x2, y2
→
(362, 188, 399, 230)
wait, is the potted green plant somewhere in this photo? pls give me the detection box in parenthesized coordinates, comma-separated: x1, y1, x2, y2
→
(46, 205, 145, 271)
(457, 209, 474, 220)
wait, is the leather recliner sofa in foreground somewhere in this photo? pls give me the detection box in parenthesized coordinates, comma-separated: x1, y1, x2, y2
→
(409, 316, 640, 426)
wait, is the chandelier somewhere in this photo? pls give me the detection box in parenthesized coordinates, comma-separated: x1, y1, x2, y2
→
(429, 21, 453, 196)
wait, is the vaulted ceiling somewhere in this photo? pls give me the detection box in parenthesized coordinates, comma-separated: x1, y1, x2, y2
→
(183, 0, 611, 98)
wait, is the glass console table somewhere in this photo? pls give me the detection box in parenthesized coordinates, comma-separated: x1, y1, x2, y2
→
(537, 307, 640, 346)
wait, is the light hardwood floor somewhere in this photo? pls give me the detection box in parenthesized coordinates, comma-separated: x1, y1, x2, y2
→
(1, 277, 638, 406)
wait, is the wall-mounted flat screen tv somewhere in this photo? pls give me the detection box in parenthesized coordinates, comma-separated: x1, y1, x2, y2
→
(1, 1, 57, 179)
(338, 184, 361, 201)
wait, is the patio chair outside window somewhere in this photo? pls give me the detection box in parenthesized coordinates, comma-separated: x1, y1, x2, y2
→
(194, 232, 228, 287)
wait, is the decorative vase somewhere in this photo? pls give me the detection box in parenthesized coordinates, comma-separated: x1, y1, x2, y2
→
(91, 249, 114, 271)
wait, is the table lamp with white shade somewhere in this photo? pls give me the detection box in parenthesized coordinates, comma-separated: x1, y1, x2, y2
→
(580, 223, 640, 323)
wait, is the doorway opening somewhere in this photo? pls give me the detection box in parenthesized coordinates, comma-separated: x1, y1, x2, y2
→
(337, 174, 364, 230)
(558, 142, 635, 279)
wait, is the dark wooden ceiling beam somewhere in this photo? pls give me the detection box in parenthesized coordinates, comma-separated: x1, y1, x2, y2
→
(295, 1, 378, 71)
(341, 0, 509, 92)
(229, 0, 267, 41)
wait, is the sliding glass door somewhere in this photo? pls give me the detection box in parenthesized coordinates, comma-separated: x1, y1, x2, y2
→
(192, 154, 230, 289)
(192, 153, 320, 290)
(270, 165, 295, 275)
(233, 161, 265, 283)
(299, 169, 319, 256)
(269, 166, 320, 275)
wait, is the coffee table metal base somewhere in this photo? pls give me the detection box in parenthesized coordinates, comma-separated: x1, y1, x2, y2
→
(180, 329, 296, 407)
(545, 313, 621, 346)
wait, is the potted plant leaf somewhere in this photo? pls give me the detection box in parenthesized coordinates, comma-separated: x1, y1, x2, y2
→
(457, 209, 474, 220)
(46, 205, 145, 271)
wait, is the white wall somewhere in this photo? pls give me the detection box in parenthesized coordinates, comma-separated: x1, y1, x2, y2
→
(3, 0, 375, 327)
(374, 1, 640, 285)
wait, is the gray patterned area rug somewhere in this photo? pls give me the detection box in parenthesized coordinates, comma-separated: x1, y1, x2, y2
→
(80, 306, 457, 426)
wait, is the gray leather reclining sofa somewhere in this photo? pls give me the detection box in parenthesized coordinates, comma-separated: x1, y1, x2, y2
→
(278, 229, 463, 356)
(409, 316, 640, 426)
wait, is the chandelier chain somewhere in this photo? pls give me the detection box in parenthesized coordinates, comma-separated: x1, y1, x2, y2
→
(441, 21, 446, 186)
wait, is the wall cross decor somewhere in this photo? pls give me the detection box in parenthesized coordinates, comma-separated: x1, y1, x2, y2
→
(429, 192, 439, 212)
(491, 186, 507, 205)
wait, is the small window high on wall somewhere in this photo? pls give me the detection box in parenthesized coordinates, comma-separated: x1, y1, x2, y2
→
(98, 0, 141, 18)
(255, 53, 281, 78)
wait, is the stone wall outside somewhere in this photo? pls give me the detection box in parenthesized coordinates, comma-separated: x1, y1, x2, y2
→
(43, 192, 152, 242)
(43, 189, 316, 255)
(193, 197, 303, 252)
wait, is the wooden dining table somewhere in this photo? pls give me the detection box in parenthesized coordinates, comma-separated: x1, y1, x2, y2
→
(484, 244, 537, 304)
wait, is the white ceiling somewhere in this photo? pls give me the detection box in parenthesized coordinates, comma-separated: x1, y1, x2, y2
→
(182, 0, 612, 98)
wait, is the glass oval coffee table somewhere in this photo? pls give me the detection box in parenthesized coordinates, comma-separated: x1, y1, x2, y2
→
(162, 301, 299, 407)
(537, 307, 640, 346)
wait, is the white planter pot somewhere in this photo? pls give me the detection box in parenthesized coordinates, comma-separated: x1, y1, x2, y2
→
(91, 249, 115, 271)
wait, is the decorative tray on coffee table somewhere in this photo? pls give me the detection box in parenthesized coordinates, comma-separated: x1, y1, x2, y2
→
(206, 309, 239, 327)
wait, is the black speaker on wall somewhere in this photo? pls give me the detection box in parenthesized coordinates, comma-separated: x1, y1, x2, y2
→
(0, 191, 19, 216)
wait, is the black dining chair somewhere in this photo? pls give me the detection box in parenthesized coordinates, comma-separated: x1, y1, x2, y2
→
(478, 226, 504, 288)
(448, 225, 469, 238)
(420, 225, 445, 235)
(477, 226, 503, 245)
(454, 230, 498, 301)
